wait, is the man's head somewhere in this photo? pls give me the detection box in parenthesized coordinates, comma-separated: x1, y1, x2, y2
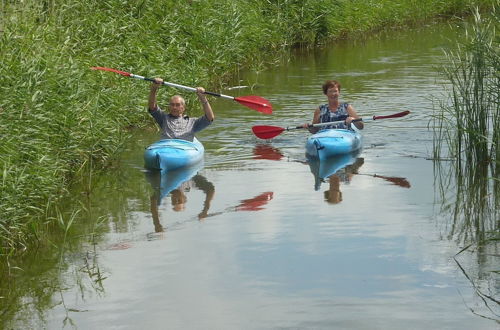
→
(168, 95, 186, 117)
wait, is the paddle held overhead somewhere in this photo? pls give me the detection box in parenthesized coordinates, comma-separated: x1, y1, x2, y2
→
(91, 66, 272, 114)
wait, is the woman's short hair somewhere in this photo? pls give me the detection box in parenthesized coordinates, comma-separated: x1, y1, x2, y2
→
(322, 80, 341, 95)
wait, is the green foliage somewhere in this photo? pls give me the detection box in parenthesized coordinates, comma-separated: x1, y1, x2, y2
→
(433, 8, 498, 165)
(432, 7, 499, 295)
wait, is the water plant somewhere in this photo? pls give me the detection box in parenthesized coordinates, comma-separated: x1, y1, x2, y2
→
(432, 6, 499, 320)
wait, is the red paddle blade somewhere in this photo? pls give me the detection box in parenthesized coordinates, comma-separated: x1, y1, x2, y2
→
(90, 66, 132, 77)
(235, 95, 272, 114)
(373, 110, 410, 120)
(252, 125, 285, 139)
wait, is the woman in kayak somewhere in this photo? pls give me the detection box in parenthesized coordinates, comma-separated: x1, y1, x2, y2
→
(148, 78, 215, 141)
(304, 80, 363, 133)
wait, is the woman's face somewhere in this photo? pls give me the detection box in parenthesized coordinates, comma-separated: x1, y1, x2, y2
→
(326, 86, 340, 100)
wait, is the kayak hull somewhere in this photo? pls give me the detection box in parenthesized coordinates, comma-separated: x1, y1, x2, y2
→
(144, 138, 204, 171)
(305, 129, 362, 160)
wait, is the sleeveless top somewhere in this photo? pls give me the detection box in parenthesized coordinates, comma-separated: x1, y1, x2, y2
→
(318, 103, 349, 130)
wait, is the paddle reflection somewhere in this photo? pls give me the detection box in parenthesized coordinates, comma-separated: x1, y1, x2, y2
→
(235, 192, 274, 211)
(196, 191, 274, 220)
(253, 144, 284, 161)
(370, 174, 411, 188)
(308, 153, 410, 204)
(145, 163, 274, 234)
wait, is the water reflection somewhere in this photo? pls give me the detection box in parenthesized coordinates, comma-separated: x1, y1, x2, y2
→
(199, 191, 274, 220)
(145, 162, 215, 235)
(145, 162, 274, 234)
(308, 152, 362, 191)
(308, 152, 411, 204)
(253, 144, 284, 161)
(308, 153, 364, 204)
(369, 173, 411, 188)
(434, 160, 499, 319)
(235, 192, 274, 211)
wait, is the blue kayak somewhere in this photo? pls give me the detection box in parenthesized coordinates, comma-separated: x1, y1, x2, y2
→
(305, 128, 362, 160)
(144, 138, 204, 171)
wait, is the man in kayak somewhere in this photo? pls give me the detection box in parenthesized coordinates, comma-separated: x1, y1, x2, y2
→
(148, 78, 215, 141)
(304, 80, 364, 133)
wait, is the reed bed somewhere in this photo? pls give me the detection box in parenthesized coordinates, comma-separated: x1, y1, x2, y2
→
(432, 7, 498, 203)
(432, 7, 499, 318)
(433, 9, 498, 164)
(0, 0, 496, 256)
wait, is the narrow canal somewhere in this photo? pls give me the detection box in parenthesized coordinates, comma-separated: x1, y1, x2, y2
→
(3, 20, 498, 329)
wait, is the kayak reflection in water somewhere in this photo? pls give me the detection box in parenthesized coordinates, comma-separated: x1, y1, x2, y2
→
(319, 158, 412, 204)
(323, 157, 365, 204)
(148, 170, 215, 235)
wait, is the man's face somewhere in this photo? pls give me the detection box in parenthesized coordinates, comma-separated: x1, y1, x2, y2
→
(168, 96, 185, 117)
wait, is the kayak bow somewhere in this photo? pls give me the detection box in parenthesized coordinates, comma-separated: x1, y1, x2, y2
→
(144, 138, 204, 171)
(305, 128, 362, 160)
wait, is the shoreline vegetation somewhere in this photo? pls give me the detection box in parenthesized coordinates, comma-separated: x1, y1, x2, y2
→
(432, 8, 498, 316)
(0, 0, 496, 255)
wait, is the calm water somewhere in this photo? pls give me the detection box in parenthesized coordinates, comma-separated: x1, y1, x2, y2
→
(5, 21, 499, 329)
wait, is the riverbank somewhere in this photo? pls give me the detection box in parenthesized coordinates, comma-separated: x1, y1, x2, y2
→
(0, 0, 495, 254)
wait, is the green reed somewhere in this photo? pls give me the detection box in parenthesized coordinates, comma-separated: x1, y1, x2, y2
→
(432, 7, 498, 203)
(433, 9, 498, 164)
(0, 0, 496, 256)
(432, 7, 499, 318)
(432, 7, 498, 214)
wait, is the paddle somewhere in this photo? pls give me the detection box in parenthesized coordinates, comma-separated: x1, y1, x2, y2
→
(252, 110, 410, 139)
(90, 66, 272, 114)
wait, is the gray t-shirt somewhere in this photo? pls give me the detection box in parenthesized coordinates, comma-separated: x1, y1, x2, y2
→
(149, 106, 212, 141)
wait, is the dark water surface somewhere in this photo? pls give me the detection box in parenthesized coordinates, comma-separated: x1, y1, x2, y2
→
(6, 21, 499, 329)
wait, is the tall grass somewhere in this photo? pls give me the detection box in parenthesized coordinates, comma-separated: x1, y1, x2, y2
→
(0, 0, 496, 256)
(432, 7, 499, 319)
(432, 6, 498, 203)
(433, 9, 498, 165)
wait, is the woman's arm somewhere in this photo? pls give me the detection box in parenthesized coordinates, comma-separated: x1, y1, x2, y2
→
(346, 104, 364, 129)
(307, 108, 321, 133)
